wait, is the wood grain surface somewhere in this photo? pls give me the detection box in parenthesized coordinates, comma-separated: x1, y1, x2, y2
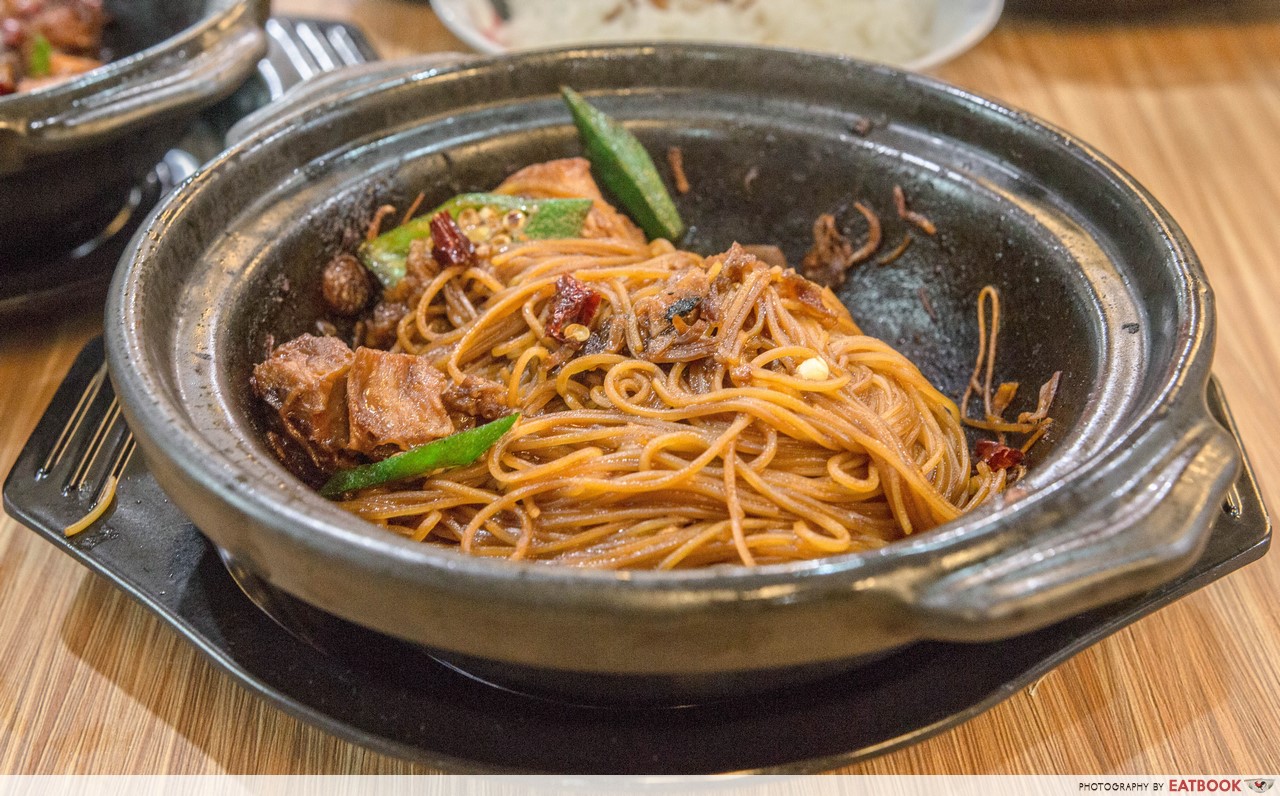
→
(1, 0, 1278, 775)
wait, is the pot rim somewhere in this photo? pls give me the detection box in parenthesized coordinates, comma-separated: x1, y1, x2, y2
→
(107, 44, 1218, 598)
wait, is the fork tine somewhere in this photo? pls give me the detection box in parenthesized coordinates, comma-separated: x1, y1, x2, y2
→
(257, 58, 287, 101)
(40, 363, 107, 477)
(294, 21, 339, 72)
(326, 26, 370, 66)
(63, 432, 136, 538)
(266, 18, 319, 80)
(67, 398, 123, 493)
(100, 434, 137, 501)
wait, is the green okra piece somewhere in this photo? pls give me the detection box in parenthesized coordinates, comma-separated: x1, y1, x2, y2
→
(561, 86, 685, 242)
(321, 413, 520, 498)
(357, 194, 593, 288)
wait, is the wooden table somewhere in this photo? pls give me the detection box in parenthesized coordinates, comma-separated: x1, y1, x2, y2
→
(1, 0, 1277, 775)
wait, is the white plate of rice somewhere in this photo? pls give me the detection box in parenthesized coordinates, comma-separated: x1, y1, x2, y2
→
(430, 0, 1004, 71)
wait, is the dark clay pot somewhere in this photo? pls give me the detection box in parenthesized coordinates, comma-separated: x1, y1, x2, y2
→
(105, 46, 1239, 702)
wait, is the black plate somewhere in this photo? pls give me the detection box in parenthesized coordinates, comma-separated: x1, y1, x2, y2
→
(0, 18, 378, 322)
(2, 337, 1270, 774)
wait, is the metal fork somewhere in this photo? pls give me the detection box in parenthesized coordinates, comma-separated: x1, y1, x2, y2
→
(36, 363, 136, 536)
(261, 18, 377, 99)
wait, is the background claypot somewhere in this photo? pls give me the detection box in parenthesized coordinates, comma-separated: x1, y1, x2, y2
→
(0, 0, 265, 263)
(106, 46, 1239, 702)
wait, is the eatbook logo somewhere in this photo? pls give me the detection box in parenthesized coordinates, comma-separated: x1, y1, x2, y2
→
(1248, 781, 1274, 794)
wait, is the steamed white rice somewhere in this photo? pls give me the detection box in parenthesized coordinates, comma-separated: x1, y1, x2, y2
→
(497, 0, 938, 66)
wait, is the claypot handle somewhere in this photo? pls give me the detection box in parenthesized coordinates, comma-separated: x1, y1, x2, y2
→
(909, 393, 1241, 640)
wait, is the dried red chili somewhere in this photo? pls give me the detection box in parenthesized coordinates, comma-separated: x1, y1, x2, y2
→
(976, 439, 1025, 471)
(547, 274, 602, 341)
(430, 212, 475, 269)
